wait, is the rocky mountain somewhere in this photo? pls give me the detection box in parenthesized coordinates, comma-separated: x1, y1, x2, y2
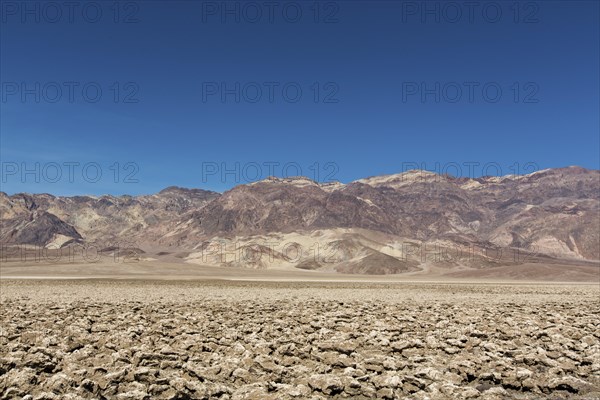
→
(1, 167, 598, 274)
(0, 188, 219, 249)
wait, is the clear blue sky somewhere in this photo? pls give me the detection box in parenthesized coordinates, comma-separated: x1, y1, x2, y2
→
(1, 0, 598, 195)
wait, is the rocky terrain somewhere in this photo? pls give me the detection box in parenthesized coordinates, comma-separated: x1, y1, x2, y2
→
(0, 187, 219, 248)
(1, 167, 599, 275)
(1, 280, 599, 399)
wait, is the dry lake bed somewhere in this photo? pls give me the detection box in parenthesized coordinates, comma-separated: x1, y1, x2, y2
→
(1, 279, 599, 399)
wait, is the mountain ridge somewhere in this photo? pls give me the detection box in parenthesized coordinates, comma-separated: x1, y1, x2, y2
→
(1, 165, 594, 198)
(1, 166, 598, 274)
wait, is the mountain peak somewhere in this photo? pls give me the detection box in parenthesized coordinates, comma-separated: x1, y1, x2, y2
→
(158, 186, 219, 196)
(250, 176, 319, 188)
(247, 176, 347, 192)
(158, 186, 189, 194)
(355, 169, 440, 188)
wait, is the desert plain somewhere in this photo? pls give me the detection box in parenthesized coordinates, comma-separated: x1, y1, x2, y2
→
(1, 260, 599, 400)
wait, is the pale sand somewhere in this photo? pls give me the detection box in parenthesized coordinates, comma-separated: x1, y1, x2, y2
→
(1, 258, 599, 283)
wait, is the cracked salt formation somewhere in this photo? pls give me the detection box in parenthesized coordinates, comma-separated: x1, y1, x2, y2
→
(1, 281, 598, 399)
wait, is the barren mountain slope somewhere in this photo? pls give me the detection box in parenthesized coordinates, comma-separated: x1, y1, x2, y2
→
(0, 187, 219, 248)
(1, 167, 598, 274)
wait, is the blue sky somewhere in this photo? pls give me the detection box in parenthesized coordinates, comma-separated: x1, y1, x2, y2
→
(1, 0, 599, 195)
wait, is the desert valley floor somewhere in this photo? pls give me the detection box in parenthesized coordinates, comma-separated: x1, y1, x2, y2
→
(1, 262, 599, 399)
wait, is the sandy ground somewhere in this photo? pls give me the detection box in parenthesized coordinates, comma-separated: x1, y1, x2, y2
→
(1, 259, 599, 283)
(1, 280, 599, 399)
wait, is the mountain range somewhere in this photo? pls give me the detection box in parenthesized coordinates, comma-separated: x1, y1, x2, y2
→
(1, 166, 599, 275)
